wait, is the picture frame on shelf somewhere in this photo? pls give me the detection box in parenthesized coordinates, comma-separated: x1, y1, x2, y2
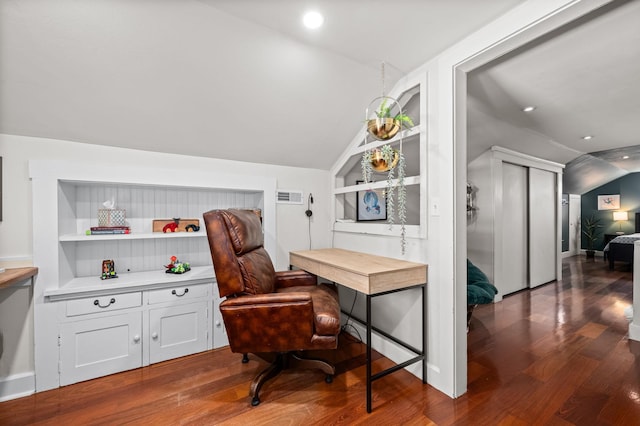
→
(356, 180, 387, 221)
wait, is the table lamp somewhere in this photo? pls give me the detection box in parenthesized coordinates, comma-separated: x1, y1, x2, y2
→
(613, 211, 628, 234)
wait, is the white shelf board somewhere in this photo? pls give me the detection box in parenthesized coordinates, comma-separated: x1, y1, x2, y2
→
(45, 265, 215, 301)
(352, 126, 421, 155)
(333, 222, 421, 238)
(334, 175, 420, 195)
(59, 231, 207, 242)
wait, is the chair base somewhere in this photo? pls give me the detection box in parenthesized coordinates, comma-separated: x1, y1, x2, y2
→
(247, 352, 335, 406)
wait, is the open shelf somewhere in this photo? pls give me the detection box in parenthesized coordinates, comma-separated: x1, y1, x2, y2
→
(59, 231, 207, 242)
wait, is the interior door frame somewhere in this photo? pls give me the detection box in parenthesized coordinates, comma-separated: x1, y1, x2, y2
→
(453, 0, 613, 397)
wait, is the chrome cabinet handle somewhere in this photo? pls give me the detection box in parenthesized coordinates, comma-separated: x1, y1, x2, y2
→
(94, 298, 116, 308)
(171, 288, 189, 297)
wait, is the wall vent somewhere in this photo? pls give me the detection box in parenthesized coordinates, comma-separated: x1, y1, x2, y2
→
(276, 190, 303, 204)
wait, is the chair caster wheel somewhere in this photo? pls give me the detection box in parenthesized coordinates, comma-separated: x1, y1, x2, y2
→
(325, 375, 333, 384)
(251, 397, 261, 406)
(242, 354, 249, 364)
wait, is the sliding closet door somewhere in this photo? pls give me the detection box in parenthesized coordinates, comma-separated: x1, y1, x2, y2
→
(529, 167, 556, 287)
(501, 163, 528, 295)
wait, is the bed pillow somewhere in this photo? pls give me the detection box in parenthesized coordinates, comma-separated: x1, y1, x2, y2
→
(467, 259, 498, 305)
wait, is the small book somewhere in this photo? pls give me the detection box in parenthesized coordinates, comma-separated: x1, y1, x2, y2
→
(87, 229, 131, 235)
(90, 226, 130, 231)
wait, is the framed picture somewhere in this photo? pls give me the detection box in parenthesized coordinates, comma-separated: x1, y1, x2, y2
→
(597, 194, 620, 210)
(356, 180, 387, 221)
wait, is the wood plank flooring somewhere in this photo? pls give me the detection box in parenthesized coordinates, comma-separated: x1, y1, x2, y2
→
(2, 255, 639, 425)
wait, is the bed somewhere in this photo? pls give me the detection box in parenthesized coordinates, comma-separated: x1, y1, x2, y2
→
(605, 212, 640, 270)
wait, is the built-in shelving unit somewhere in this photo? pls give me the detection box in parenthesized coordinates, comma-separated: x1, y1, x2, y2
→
(330, 75, 427, 241)
(30, 160, 277, 392)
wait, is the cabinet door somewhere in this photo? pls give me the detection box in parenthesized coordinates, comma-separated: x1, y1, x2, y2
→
(149, 303, 208, 364)
(60, 312, 142, 386)
(213, 292, 229, 349)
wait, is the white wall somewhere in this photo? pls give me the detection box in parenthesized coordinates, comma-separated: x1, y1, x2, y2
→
(0, 133, 330, 398)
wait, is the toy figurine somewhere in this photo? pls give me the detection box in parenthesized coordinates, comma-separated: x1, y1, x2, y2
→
(163, 222, 179, 232)
(165, 255, 191, 274)
(101, 259, 118, 280)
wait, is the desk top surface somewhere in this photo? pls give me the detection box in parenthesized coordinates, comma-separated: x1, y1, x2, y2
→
(290, 248, 427, 295)
(0, 267, 38, 290)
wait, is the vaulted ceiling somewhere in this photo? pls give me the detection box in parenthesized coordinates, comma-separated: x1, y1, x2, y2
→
(0, 0, 523, 169)
(1, 0, 638, 194)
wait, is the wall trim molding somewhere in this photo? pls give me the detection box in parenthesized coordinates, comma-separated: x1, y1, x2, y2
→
(0, 372, 35, 402)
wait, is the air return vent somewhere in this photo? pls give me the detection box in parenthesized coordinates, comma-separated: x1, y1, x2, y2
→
(276, 190, 303, 204)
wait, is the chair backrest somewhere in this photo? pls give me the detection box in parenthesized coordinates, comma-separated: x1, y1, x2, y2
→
(203, 209, 277, 297)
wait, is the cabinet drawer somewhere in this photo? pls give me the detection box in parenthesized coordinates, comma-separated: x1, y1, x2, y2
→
(66, 292, 142, 317)
(148, 283, 209, 304)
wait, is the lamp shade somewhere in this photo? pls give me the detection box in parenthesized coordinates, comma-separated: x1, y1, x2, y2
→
(613, 211, 628, 221)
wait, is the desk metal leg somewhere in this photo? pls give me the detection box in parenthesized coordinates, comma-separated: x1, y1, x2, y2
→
(366, 294, 372, 413)
(342, 285, 425, 413)
(422, 283, 427, 384)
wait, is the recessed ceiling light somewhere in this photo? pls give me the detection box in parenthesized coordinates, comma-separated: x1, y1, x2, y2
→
(623, 155, 630, 159)
(303, 11, 324, 29)
(582, 135, 593, 140)
(522, 106, 536, 112)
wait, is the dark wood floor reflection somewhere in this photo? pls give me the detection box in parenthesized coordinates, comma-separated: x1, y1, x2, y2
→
(2, 256, 639, 425)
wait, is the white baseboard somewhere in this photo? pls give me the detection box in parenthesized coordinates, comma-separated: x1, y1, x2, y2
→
(0, 372, 35, 402)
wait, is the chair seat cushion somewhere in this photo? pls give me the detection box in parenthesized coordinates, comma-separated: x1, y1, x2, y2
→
(277, 283, 341, 336)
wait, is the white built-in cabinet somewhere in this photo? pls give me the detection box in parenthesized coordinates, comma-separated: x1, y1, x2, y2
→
(30, 161, 276, 391)
(331, 73, 427, 241)
(467, 147, 564, 301)
(58, 284, 209, 386)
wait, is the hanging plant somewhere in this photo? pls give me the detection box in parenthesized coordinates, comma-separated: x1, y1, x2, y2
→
(366, 98, 415, 141)
(361, 142, 408, 254)
(361, 68, 413, 253)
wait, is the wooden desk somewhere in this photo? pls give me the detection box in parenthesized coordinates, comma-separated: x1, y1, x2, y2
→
(0, 267, 38, 290)
(290, 248, 427, 413)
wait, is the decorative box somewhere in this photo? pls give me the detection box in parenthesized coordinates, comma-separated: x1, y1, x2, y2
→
(98, 209, 126, 227)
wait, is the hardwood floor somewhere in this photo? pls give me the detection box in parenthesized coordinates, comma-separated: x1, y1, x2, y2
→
(2, 255, 639, 425)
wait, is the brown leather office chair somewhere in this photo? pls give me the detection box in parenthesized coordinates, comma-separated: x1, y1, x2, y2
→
(203, 209, 341, 406)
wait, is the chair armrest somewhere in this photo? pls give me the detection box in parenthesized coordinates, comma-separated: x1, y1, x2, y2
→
(220, 292, 316, 353)
(221, 292, 311, 307)
(275, 269, 317, 289)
